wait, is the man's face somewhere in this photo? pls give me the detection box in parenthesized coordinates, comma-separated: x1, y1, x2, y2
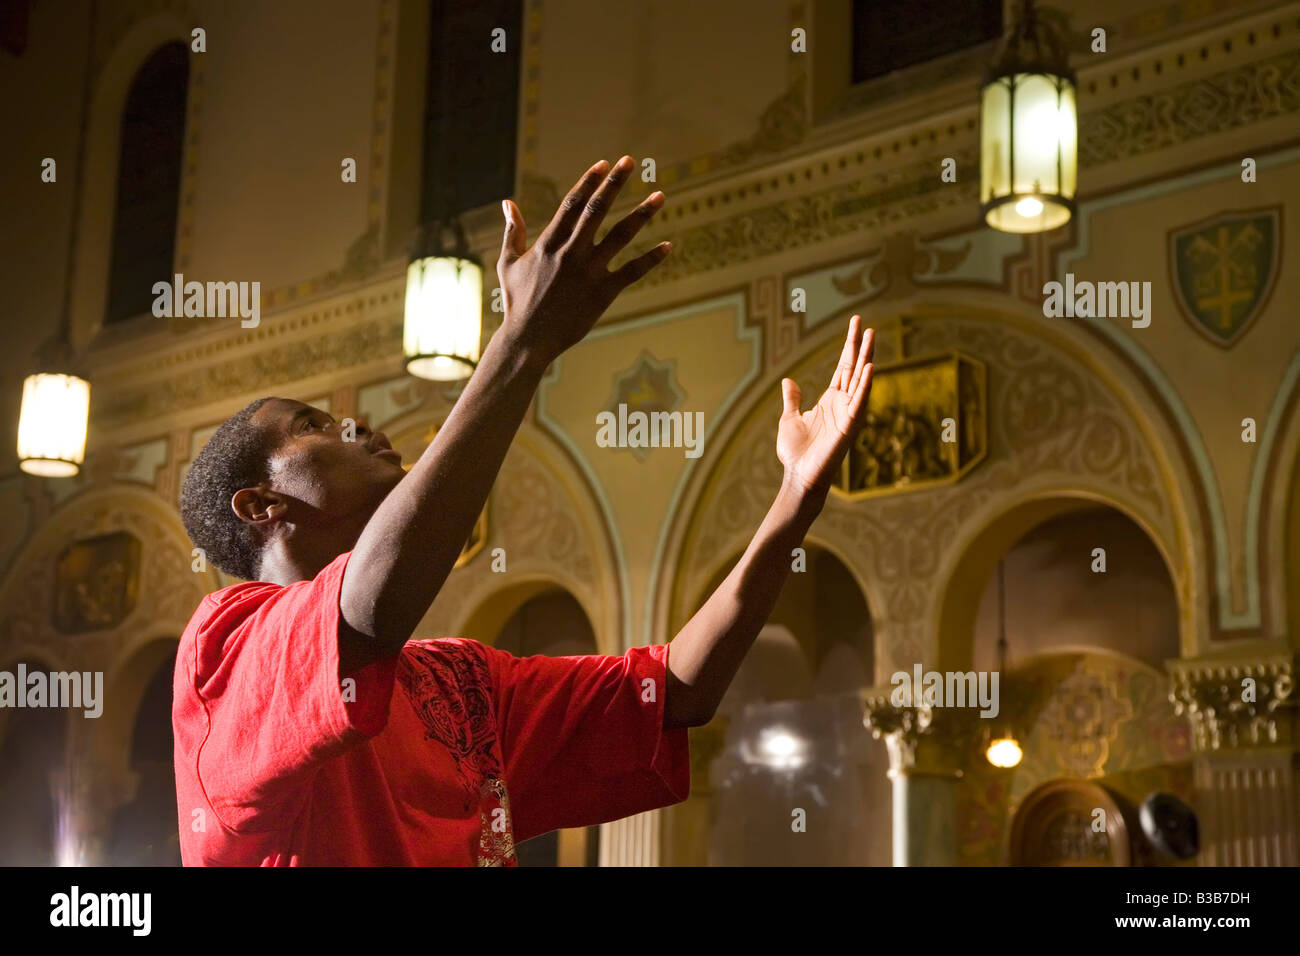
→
(250, 398, 405, 527)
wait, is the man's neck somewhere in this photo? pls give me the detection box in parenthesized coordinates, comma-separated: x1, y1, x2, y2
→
(258, 525, 361, 585)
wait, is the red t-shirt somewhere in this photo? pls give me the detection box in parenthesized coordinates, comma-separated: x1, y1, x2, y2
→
(172, 551, 690, 865)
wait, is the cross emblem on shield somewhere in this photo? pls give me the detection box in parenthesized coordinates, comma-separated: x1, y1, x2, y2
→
(1169, 208, 1280, 348)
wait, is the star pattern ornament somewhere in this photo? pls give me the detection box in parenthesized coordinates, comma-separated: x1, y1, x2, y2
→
(603, 350, 686, 462)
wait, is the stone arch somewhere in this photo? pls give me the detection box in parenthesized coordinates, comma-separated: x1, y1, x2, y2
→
(0, 482, 214, 755)
(935, 491, 1182, 671)
(1286, 448, 1300, 650)
(1010, 642, 1167, 678)
(0, 483, 216, 662)
(89, 636, 178, 795)
(100, 636, 181, 865)
(70, 5, 198, 347)
(684, 541, 876, 688)
(1262, 361, 1300, 646)
(660, 290, 1204, 683)
(657, 315, 891, 656)
(459, 577, 598, 649)
(1008, 777, 1133, 866)
(377, 409, 622, 655)
(664, 538, 887, 866)
(0, 482, 207, 863)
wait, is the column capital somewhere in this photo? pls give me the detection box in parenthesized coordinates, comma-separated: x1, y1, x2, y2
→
(1168, 653, 1295, 753)
(862, 690, 980, 777)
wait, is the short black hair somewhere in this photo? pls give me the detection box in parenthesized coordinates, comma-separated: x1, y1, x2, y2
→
(179, 397, 278, 581)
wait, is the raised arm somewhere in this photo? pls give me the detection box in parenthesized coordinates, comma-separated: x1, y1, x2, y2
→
(339, 156, 670, 671)
(663, 318, 875, 728)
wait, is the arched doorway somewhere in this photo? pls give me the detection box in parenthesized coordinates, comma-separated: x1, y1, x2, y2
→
(107, 643, 180, 865)
(1009, 779, 1134, 866)
(949, 502, 1191, 865)
(971, 506, 1180, 671)
(479, 587, 602, 867)
(700, 546, 890, 865)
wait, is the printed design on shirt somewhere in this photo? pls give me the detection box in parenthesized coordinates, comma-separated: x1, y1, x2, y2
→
(478, 778, 516, 867)
(397, 640, 517, 866)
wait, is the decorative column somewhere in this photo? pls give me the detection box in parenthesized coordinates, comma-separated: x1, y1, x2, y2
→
(599, 811, 663, 867)
(863, 693, 974, 866)
(1169, 654, 1297, 866)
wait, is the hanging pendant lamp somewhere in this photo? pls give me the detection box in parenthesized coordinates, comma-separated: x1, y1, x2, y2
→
(18, 2, 96, 477)
(980, 0, 1078, 234)
(986, 557, 1024, 768)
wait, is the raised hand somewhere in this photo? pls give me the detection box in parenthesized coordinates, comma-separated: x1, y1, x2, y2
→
(496, 156, 671, 363)
(776, 316, 876, 497)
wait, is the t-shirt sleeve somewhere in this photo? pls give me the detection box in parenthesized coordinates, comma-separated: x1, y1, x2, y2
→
(480, 642, 691, 843)
(187, 550, 397, 832)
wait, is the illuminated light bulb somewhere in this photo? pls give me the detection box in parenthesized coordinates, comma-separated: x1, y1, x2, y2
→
(741, 725, 810, 770)
(403, 254, 482, 381)
(1015, 196, 1044, 218)
(979, 1, 1077, 233)
(17, 373, 90, 477)
(986, 736, 1024, 768)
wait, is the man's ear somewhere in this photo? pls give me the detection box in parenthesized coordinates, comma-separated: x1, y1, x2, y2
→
(231, 485, 289, 526)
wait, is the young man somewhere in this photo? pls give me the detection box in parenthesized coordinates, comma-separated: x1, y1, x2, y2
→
(173, 156, 876, 865)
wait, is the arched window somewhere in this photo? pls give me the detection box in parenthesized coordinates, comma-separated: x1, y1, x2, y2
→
(105, 41, 188, 325)
(421, 0, 521, 223)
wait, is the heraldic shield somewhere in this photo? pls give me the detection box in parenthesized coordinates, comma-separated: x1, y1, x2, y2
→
(1170, 208, 1280, 347)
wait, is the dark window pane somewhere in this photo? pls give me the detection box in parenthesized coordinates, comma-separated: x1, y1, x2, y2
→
(105, 42, 188, 324)
(422, 0, 522, 222)
(851, 0, 1002, 84)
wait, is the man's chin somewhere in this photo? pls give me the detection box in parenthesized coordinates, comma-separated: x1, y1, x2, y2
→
(380, 464, 407, 490)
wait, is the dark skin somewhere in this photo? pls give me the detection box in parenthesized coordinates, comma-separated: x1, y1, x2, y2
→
(233, 156, 876, 729)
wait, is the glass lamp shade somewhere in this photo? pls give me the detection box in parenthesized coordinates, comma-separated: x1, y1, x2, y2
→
(986, 736, 1024, 769)
(17, 373, 90, 477)
(403, 254, 482, 381)
(980, 71, 1077, 233)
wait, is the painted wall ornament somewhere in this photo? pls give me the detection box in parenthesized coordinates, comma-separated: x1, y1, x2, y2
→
(831, 350, 986, 500)
(1169, 207, 1280, 348)
(53, 531, 141, 634)
(603, 350, 687, 463)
